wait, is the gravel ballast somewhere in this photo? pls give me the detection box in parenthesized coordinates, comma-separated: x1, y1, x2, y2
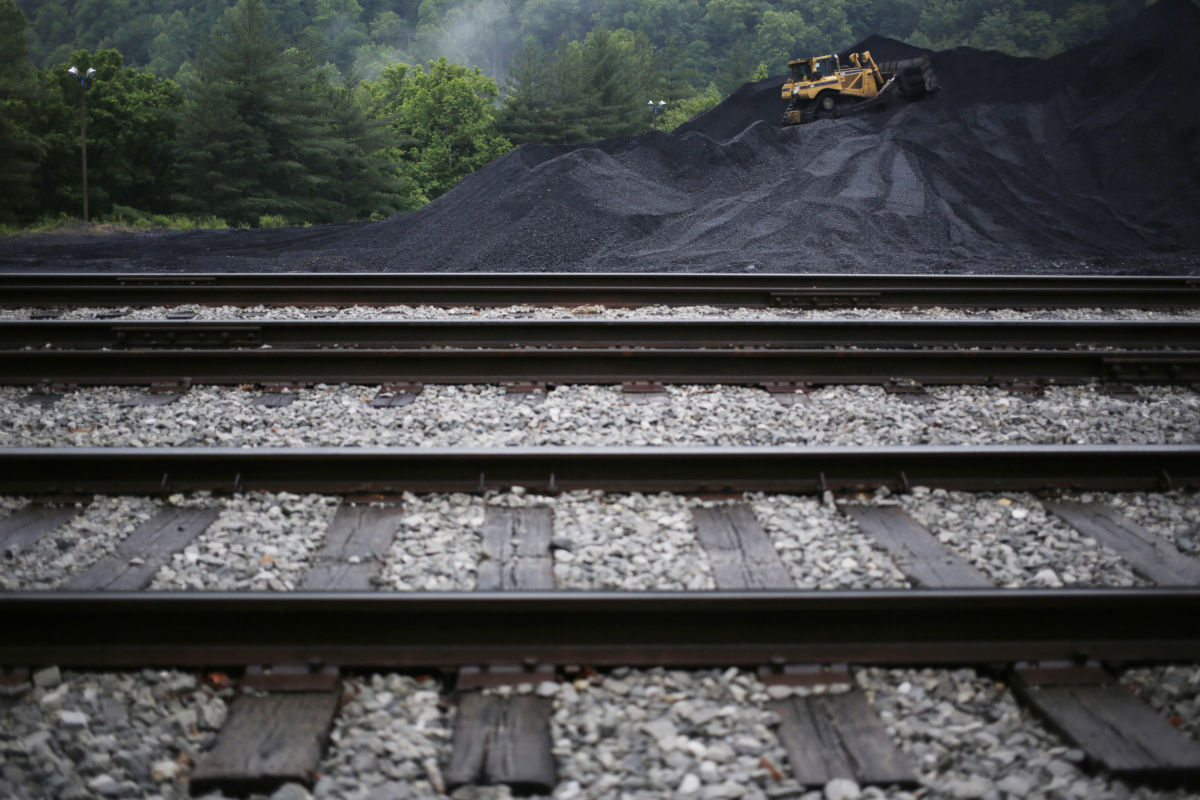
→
(378, 493, 483, 591)
(893, 488, 1150, 588)
(5, 304, 1200, 321)
(3, 489, 1197, 592)
(0, 668, 228, 800)
(750, 494, 910, 589)
(0, 496, 159, 590)
(4, 666, 1199, 800)
(147, 492, 338, 591)
(3, 383, 1197, 449)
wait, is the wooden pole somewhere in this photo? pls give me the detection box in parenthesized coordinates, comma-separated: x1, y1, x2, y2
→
(78, 86, 88, 223)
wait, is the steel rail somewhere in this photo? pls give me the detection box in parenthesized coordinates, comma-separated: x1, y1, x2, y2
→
(4, 319, 1200, 350)
(3, 589, 1199, 668)
(4, 272, 1200, 308)
(3, 347, 1198, 386)
(1, 446, 1195, 495)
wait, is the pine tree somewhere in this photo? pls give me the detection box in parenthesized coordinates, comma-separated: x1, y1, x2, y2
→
(326, 72, 425, 215)
(575, 28, 659, 139)
(175, 0, 405, 224)
(497, 39, 584, 144)
(499, 29, 663, 145)
(0, 0, 45, 222)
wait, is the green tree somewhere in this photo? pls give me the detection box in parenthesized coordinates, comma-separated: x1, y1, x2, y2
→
(354, 61, 427, 210)
(914, 0, 986, 48)
(0, 0, 43, 222)
(576, 28, 661, 137)
(175, 0, 406, 224)
(846, 0, 922, 41)
(426, 0, 521, 79)
(967, 6, 1059, 57)
(13, 0, 1145, 111)
(147, 11, 194, 77)
(805, 0, 852, 52)
(32, 49, 180, 219)
(386, 57, 511, 200)
(703, 0, 767, 45)
(659, 82, 722, 130)
(496, 39, 582, 143)
(517, 0, 587, 48)
(310, 0, 370, 73)
(754, 8, 820, 67)
(325, 77, 423, 215)
(499, 28, 665, 144)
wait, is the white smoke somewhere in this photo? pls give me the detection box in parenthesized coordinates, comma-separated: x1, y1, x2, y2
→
(425, 0, 521, 80)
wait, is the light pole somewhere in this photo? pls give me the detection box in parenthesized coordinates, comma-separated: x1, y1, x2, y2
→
(67, 66, 97, 223)
(648, 99, 666, 130)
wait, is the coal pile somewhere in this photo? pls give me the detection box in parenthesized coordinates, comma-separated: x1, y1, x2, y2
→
(2, 0, 1198, 274)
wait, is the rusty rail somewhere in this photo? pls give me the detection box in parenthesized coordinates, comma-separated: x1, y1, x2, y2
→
(3, 589, 1199, 669)
(3, 273, 1199, 309)
(1, 445, 1195, 496)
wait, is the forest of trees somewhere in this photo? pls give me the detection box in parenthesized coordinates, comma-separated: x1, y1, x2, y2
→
(1, 0, 1152, 228)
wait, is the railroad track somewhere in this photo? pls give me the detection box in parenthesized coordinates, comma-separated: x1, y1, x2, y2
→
(3, 446, 1200, 793)
(3, 272, 1200, 309)
(4, 275, 1200, 796)
(4, 318, 1200, 388)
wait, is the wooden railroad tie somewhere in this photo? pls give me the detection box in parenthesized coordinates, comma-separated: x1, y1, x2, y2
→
(1046, 501, 1200, 586)
(0, 504, 78, 561)
(691, 504, 794, 589)
(1012, 663, 1200, 787)
(771, 689, 917, 788)
(478, 506, 555, 591)
(190, 670, 341, 796)
(62, 507, 218, 591)
(445, 692, 556, 796)
(300, 502, 403, 590)
(843, 505, 992, 588)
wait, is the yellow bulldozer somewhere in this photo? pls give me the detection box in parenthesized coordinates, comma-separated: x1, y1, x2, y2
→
(781, 50, 938, 125)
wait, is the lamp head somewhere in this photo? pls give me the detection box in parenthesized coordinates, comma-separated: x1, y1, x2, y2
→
(67, 66, 78, 76)
(86, 68, 96, 77)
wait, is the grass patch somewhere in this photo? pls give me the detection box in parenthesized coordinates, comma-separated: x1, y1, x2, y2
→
(0, 208, 232, 236)
(256, 214, 288, 229)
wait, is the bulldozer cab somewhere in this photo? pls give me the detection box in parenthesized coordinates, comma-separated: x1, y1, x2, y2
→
(790, 55, 838, 83)
(812, 55, 837, 78)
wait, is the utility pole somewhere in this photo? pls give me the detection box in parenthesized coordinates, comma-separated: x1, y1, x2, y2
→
(67, 66, 96, 222)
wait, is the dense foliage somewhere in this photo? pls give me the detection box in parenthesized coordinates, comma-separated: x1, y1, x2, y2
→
(3, 0, 1151, 227)
(172, 0, 406, 224)
(19, 0, 1144, 85)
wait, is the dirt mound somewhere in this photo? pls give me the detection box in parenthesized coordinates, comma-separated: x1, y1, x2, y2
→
(2, 0, 1198, 275)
